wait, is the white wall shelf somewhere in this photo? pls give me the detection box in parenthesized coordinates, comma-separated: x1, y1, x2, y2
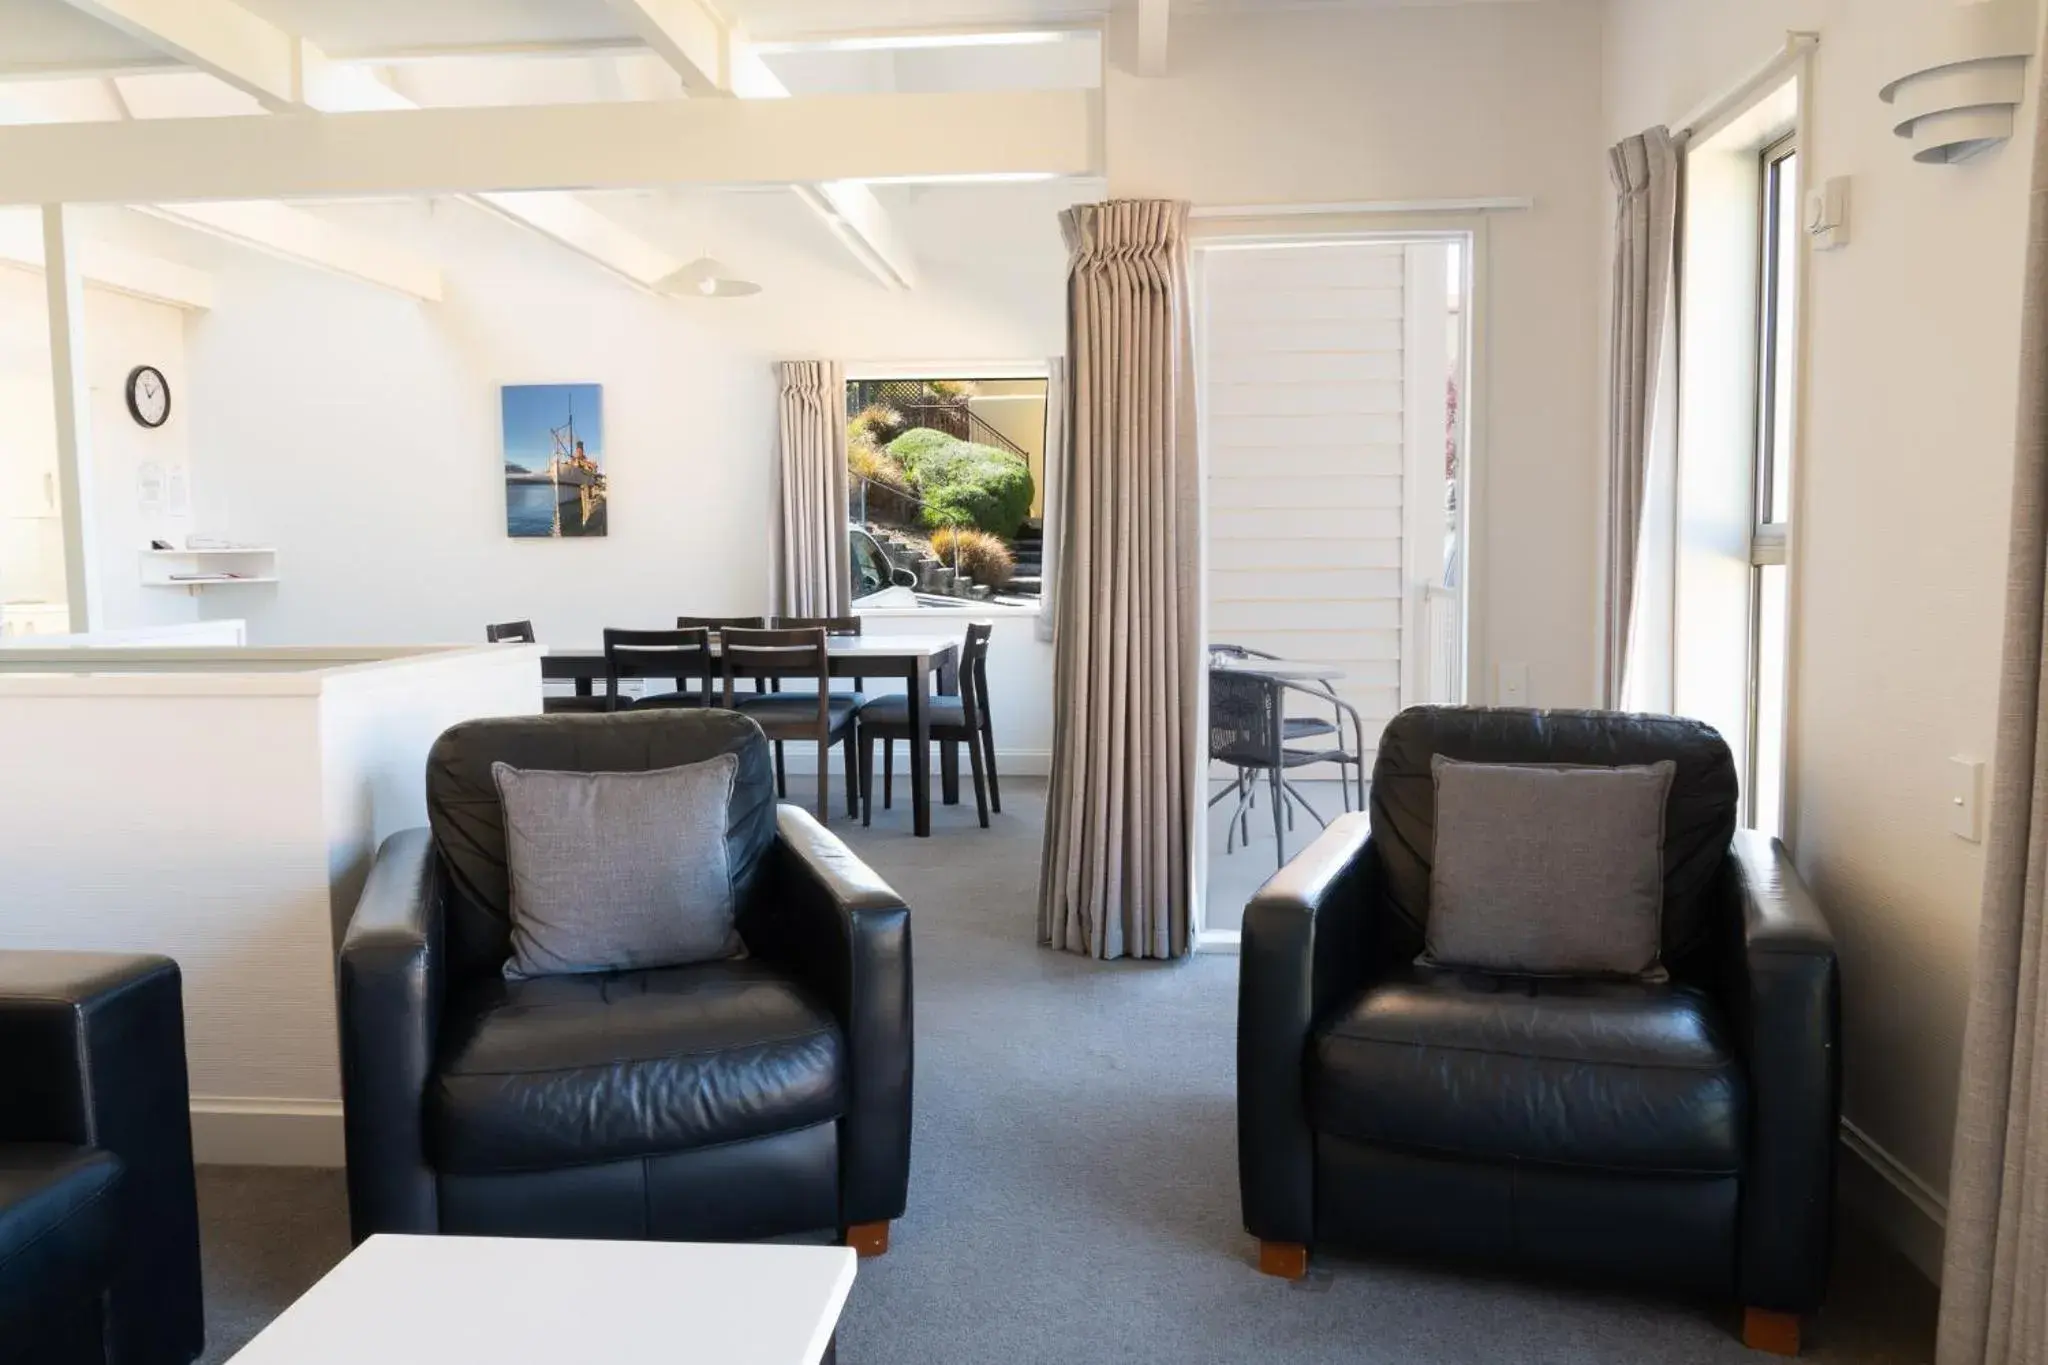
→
(140, 547, 278, 593)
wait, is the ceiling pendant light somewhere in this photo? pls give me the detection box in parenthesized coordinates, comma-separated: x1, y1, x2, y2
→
(658, 256, 762, 298)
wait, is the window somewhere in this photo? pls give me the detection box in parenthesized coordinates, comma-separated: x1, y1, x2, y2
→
(1747, 136, 1799, 837)
(843, 376, 1049, 611)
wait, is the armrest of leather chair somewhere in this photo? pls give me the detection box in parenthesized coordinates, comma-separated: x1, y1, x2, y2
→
(0, 952, 203, 1365)
(1238, 813, 1381, 1245)
(338, 828, 445, 1242)
(742, 806, 912, 1229)
(1727, 829, 1841, 1313)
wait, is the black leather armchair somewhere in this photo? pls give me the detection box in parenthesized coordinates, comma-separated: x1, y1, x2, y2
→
(1239, 708, 1839, 1355)
(0, 952, 205, 1365)
(338, 710, 913, 1257)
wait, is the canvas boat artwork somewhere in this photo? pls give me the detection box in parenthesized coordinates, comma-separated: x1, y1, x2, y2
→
(502, 382, 607, 537)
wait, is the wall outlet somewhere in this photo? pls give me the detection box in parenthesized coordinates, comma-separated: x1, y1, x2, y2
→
(1497, 662, 1530, 707)
(1949, 756, 1984, 843)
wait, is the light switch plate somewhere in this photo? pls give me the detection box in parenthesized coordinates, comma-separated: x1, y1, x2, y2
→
(1497, 662, 1530, 707)
(1950, 756, 1984, 843)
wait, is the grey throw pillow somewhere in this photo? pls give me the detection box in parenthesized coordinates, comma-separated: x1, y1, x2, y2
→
(493, 754, 743, 981)
(1423, 755, 1677, 978)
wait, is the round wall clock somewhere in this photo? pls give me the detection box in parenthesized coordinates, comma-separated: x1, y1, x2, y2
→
(125, 365, 171, 428)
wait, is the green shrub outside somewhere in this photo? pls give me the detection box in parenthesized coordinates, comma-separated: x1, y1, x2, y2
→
(885, 428, 1035, 539)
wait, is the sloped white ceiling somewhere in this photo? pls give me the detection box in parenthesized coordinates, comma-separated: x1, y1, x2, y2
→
(232, 0, 637, 54)
(0, 0, 163, 69)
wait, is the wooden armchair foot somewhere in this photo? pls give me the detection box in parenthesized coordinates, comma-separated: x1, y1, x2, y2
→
(1257, 1241, 1307, 1279)
(1742, 1308, 1801, 1356)
(844, 1221, 890, 1258)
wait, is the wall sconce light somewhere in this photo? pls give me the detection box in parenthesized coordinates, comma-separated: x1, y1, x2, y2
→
(1880, 0, 2038, 164)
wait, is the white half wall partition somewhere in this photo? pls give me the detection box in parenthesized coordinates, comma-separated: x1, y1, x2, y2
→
(0, 644, 541, 1165)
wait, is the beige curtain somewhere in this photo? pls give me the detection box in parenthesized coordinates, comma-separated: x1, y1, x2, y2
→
(1037, 201, 1198, 961)
(1936, 80, 2048, 1365)
(1603, 127, 1683, 708)
(776, 360, 851, 617)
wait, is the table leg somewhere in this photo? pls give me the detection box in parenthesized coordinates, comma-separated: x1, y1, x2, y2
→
(937, 647, 961, 806)
(910, 655, 932, 837)
(575, 676, 593, 698)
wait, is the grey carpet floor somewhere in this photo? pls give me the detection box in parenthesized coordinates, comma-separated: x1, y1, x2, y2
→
(196, 777, 1936, 1364)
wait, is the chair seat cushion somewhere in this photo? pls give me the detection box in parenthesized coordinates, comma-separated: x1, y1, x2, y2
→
(858, 695, 968, 729)
(1309, 968, 1745, 1175)
(429, 961, 845, 1174)
(0, 1145, 122, 1307)
(732, 694, 862, 728)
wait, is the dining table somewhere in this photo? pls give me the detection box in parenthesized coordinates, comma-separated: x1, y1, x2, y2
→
(542, 634, 963, 837)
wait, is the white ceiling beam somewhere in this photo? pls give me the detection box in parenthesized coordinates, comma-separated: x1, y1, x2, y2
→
(133, 200, 441, 300)
(615, 10, 921, 290)
(305, 64, 682, 291)
(601, 0, 734, 94)
(0, 90, 1098, 206)
(794, 182, 918, 290)
(469, 192, 680, 289)
(0, 208, 214, 309)
(1136, 0, 1170, 77)
(53, 0, 313, 110)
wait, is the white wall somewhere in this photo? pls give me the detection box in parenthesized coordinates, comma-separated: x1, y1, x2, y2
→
(184, 201, 778, 644)
(1110, 0, 1610, 706)
(1604, 0, 2040, 1275)
(169, 188, 1071, 762)
(0, 259, 199, 634)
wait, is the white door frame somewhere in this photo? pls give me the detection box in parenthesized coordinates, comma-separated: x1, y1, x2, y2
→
(1187, 214, 1492, 954)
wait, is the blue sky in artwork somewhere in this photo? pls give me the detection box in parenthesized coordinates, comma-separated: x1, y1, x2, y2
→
(501, 383, 603, 472)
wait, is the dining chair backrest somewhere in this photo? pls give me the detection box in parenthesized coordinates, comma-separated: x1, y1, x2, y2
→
(603, 627, 712, 713)
(775, 615, 861, 636)
(676, 615, 768, 641)
(775, 615, 862, 689)
(486, 620, 536, 643)
(721, 628, 830, 717)
(1209, 642, 1281, 661)
(1208, 667, 1284, 767)
(958, 621, 995, 727)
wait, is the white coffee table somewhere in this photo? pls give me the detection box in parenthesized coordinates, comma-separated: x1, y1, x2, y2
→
(227, 1235, 856, 1364)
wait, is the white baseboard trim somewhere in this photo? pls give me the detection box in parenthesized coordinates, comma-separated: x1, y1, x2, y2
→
(1839, 1118, 1946, 1284)
(190, 1096, 345, 1168)
(776, 747, 1051, 778)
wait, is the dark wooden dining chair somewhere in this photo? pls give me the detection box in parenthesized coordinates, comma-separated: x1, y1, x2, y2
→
(765, 615, 866, 797)
(603, 627, 713, 712)
(859, 621, 997, 829)
(722, 627, 860, 824)
(488, 619, 609, 714)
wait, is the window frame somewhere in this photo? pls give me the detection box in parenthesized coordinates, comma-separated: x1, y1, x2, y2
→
(1745, 133, 1799, 832)
(841, 368, 1052, 618)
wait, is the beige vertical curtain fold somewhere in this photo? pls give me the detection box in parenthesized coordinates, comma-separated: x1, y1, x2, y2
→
(1037, 201, 1199, 961)
(1935, 77, 2048, 1365)
(1604, 126, 1683, 708)
(776, 360, 852, 618)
